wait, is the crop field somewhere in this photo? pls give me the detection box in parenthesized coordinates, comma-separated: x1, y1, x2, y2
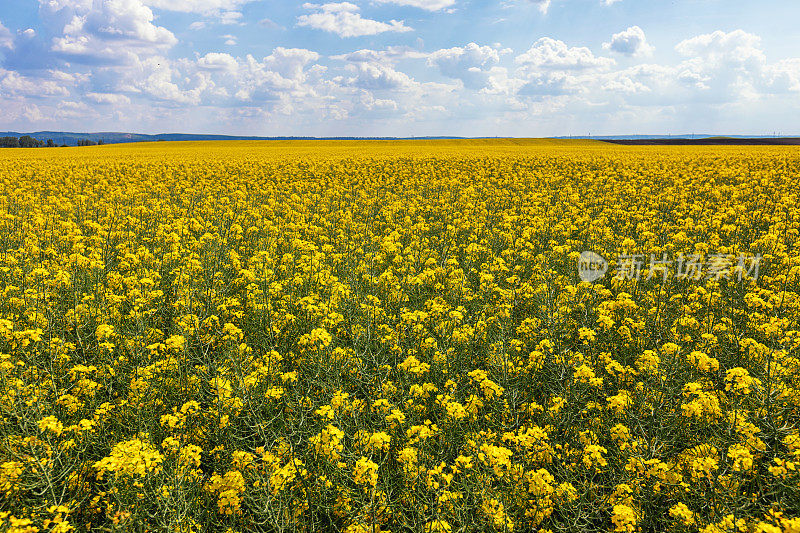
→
(0, 140, 799, 532)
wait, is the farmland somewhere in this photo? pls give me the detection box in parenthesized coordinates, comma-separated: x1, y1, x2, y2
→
(0, 140, 798, 532)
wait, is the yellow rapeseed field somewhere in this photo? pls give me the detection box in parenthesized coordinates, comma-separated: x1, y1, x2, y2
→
(0, 140, 798, 532)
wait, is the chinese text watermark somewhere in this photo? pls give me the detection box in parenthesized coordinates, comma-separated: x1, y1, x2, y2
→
(578, 252, 760, 283)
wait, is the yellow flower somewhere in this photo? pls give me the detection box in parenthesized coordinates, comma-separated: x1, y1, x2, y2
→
(398, 354, 430, 376)
(725, 367, 759, 395)
(37, 415, 64, 436)
(354, 430, 392, 452)
(94, 438, 164, 479)
(95, 324, 115, 341)
(206, 470, 246, 515)
(164, 334, 186, 351)
(727, 443, 754, 472)
(582, 444, 608, 470)
(669, 502, 695, 526)
(611, 504, 638, 533)
(353, 456, 379, 487)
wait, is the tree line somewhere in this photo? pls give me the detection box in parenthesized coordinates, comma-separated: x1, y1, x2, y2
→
(0, 136, 106, 148)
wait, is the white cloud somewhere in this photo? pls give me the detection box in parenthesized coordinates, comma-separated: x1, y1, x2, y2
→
(189, 21, 206, 30)
(331, 46, 427, 63)
(131, 56, 209, 104)
(428, 43, 510, 89)
(766, 58, 800, 92)
(86, 92, 132, 104)
(671, 30, 792, 101)
(603, 26, 654, 57)
(516, 38, 614, 70)
(601, 0, 622, 5)
(223, 34, 238, 45)
(0, 21, 13, 49)
(38, 0, 93, 13)
(197, 52, 239, 72)
(373, 0, 456, 11)
(263, 48, 321, 79)
(516, 72, 585, 96)
(479, 68, 526, 95)
(600, 65, 664, 94)
(510, 39, 615, 102)
(676, 29, 764, 66)
(0, 68, 71, 96)
(354, 90, 398, 111)
(51, 0, 177, 64)
(24, 104, 46, 123)
(141, 0, 255, 16)
(219, 11, 244, 25)
(298, 3, 413, 38)
(219, 48, 324, 103)
(55, 100, 95, 120)
(597, 30, 800, 107)
(341, 61, 419, 90)
(528, 0, 550, 14)
(49, 69, 90, 83)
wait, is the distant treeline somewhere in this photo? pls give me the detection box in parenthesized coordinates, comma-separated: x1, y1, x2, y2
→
(0, 136, 106, 148)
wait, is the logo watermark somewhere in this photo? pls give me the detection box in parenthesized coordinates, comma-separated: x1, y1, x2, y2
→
(577, 252, 761, 282)
(578, 251, 609, 282)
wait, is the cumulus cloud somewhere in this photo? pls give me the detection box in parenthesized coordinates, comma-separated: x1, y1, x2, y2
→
(223, 48, 324, 102)
(51, 0, 177, 64)
(765, 58, 800, 93)
(331, 46, 426, 63)
(298, 3, 413, 38)
(510, 38, 615, 101)
(129, 56, 210, 104)
(262, 48, 322, 79)
(603, 26, 653, 57)
(671, 29, 789, 101)
(597, 29, 800, 107)
(0, 68, 71, 96)
(600, 64, 671, 95)
(340, 61, 418, 90)
(516, 38, 614, 71)
(428, 43, 510, 89)
(373, 0, 456, 11)
(197, 52, 239, 72)
(676, 29, 764, 66)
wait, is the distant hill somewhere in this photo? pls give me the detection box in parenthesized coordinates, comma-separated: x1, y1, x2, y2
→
(2, 132, 798, 147)
(601, 137, 800, 146)
(0, 131, 467, 147)
(553, 134, 797, 140)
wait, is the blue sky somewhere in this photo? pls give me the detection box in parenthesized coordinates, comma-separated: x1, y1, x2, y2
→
(1, 0, 799, 136)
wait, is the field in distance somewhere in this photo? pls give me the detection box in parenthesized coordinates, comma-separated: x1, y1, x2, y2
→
(0, 140, 798, 532)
